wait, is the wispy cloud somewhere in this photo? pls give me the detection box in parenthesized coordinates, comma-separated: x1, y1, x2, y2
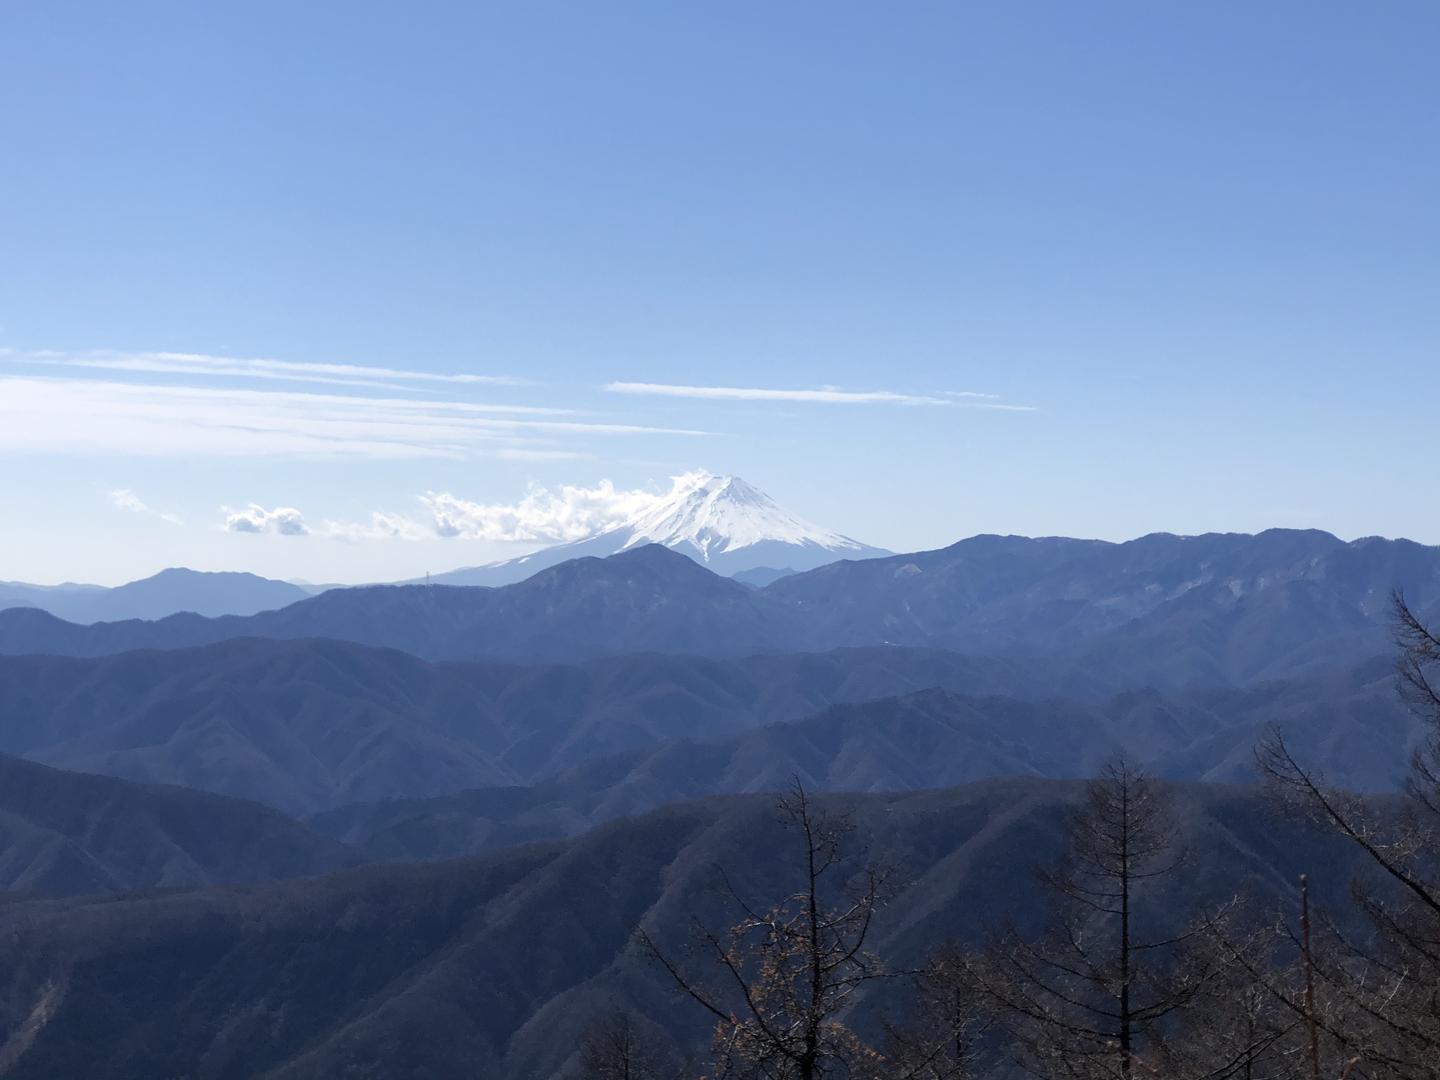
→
(493, 448, 595, 462)
(605, 382, 949, 405)
(108, 488, 183, 526)
(604, 381, 1035, 410)
(4, 348, 524, 391)
(315, 511, 432, 542)
(109, 489, 147, 514)
(0, 376, 707, 459)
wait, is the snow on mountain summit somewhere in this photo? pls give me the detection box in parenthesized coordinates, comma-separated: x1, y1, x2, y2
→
(616, 472, 867, 558)
(426, 472, 889, 587)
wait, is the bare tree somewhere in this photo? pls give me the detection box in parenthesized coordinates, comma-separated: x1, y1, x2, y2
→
(1396, 589, 1440, 816)
(636, 781, 901, 1080)
(1174, 898, 1319, 1080)
(1184, 973, 1304, 1080)
(969, 757, 1213, 1080)
(578, 1009, 684, 1080)
(882, 945, 987, 1080)
(1188, 866, 1398, 1080)
(1249, 591, 1440, 1076)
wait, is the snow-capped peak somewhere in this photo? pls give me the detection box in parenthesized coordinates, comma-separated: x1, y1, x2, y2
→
(614, 472, 866, 560)
(424, 471, 889, 586)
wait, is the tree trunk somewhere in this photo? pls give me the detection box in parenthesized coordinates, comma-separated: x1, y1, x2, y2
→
(1119, 774, 1133, 1079)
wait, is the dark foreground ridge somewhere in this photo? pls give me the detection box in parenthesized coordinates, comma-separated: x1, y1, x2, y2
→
(0, 780, 1380, 1079)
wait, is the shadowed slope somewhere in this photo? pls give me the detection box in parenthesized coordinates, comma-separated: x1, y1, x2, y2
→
(0, 639, 1098, 815)
(0, 781, 1385, 1079)
(0, 754, 358, 896)
(316, 662, 1420, 861)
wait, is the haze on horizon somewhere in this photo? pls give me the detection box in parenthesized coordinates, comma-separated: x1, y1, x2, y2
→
(3, 2, 1437, 585)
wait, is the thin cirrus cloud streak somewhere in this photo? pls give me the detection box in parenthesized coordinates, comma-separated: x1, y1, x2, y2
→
(0, 375, 708, 460)
(604, 381, 1036, 410)
(3, 348, 526, 391)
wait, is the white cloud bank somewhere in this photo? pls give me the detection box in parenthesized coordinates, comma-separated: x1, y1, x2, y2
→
(220, 475, 694, 545)
(223, 504, 311, 536)
(222, 503, 440, 541)
(420, 478, 666, 542)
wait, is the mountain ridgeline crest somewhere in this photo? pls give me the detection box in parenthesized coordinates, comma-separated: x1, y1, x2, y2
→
(2, 529, 1437, 686)
(0, 567, 314, 624)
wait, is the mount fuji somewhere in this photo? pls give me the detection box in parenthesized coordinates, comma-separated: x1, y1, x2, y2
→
(426, 473, 891, 586)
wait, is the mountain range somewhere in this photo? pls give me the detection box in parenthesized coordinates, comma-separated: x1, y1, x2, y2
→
(0, 514, 1437, 1077)
(0, 568, 314, 624)
(0, 546, 793, 662)
(3, 530, 1436, 686)
(10, 481, 1433, 665)
(0, 780, 1385, 1079)
(0, 638, 1105, 815)
(310, 665, 1420, 861)
(0, 632, 1415, 818)
(0, 474, 883, 623)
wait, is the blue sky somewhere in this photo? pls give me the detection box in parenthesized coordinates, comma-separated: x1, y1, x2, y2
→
(2, 2, 1437, 584)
